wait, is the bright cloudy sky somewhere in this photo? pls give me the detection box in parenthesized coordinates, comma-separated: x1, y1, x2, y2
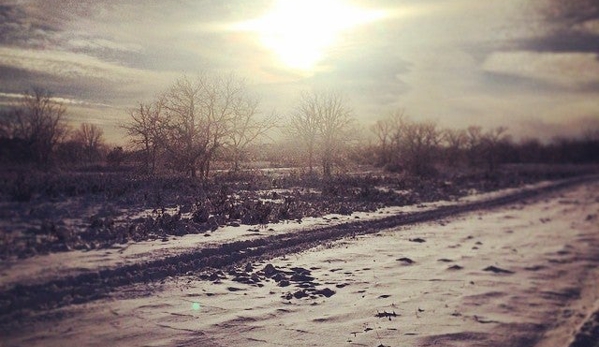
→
(0, 0, 598, 143)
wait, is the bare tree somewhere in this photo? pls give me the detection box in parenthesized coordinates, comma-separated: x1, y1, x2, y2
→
(288, 92, 321, 174)
(381, 109, 408, 170)
(316, 92, 353, 177)
(106, 146, 126, 167)
(464, 125, 511, 171)
(401, 120, 441, 176)
(123, 73, 268, 177)
(442, 128, 467, 166)
(3, 88, 69, 167)
(152, 77, 204, 177)
(123, 102, 161, 174)
(289, 91, 353, 177)
(74, 123, 105, 163)
(151, 73, 256, 179)
(0, 109, 30, 164)
(371, 110, 441, 175)
(371, 118, 393, 166)
(0, 109, 19, 139)
(518, 137, 544, 163)
(225, 101, 278, 171)
(466, 126, 483, 167)
(480, 126, 510, 172)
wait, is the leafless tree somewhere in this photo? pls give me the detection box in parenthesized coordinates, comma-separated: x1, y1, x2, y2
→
(74, 123, 105, 163)
(0, 109, 19, 139)
(3, 88, 69, 167)
(480, 126, 510, 172)
(55, 139, 85, 165)
(150, 73, 258, 179)
(371, 118, 392, 166)
(289, 91, 353, 177)
(225, 102, 278, 171)
(401, 120, 441, 175)
(518, 137, 544, 163)
(316, 92, 353, 177)
(371, 109, 407, 169)
(123, 102, 161, 174)
(106, 146, 126, 167)
(123, 73, 269, 177)
(152, 77, 206, 177)
(371, 110, 441, 175)
(442, 128, 467, 166)
(464, 125, 511, 171)
(288, 92, 321, 174)
(466, 126, 483, 167)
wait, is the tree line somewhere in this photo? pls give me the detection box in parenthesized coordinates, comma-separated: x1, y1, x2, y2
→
(1, 76, 598, 177)
(123, 74, 357, 179)
(360, 110, 599, 176)
(0, 88, 117, 168)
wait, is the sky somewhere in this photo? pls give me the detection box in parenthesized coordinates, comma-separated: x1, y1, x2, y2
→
(0, 0, 598, 144)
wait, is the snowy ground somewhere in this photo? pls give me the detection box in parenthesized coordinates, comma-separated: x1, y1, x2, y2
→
(2, 178, 599, 346)
(0, 180, 555, 290)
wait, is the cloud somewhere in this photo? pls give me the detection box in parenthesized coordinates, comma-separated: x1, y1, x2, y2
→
(0, 46, 174, 99)
(67, 37, 142, 53)
(0, 3, 62, 48)
(0, 45, 135, 81)
(512, 0, 599, 54)
(0, 92, 111, 108)
(514, 31, 599, 54)
(540, 0, 599, 28)
(482, 51, 599, 88)
(572, 19, 599, 36)
(311, 50, 410, 100)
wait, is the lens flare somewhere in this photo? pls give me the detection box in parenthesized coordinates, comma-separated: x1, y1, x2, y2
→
(233, 0, 387, 71)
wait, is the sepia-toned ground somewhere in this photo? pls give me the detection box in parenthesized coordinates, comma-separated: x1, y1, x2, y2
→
(1, 177, 598, 346)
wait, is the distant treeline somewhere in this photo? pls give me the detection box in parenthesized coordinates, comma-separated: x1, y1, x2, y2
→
(353, 110, 599, 176)
(1, 86, 598, 177)
(0, 88, 122, 169)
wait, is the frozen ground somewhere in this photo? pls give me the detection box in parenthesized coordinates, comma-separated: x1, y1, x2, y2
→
(0, 180, 555, 290)
(1, 177, 599, 346)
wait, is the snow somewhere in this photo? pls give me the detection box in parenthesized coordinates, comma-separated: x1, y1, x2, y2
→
(2, 178, 599, 346)
(0, 180, 557, 289)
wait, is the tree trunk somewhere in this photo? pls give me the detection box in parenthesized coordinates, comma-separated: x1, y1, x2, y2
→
(323, 159, 331, 178)
(233, 149, 241, 172)
(189, 156, 198, 178)
(308, 142, 314, 174)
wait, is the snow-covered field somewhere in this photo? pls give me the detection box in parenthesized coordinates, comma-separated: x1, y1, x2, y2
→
(2, 178, 599, 346)
(0, 180, 556, 290)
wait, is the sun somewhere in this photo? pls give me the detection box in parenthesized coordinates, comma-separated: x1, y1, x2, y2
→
(233, 0, 386, 71)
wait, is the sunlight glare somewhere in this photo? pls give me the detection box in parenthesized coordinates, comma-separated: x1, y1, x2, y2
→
(234, 0, 386, 71)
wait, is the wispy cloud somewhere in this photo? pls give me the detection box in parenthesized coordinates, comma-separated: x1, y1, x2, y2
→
(512, 0, 599, 53)
(67, 37, 142, 53)
(482, 51, 599, 89)
(0, 91, 112, 108)
(0, 3, 62, 49)
(0, 47, 143, 82)
(572, 19, 599, 36)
